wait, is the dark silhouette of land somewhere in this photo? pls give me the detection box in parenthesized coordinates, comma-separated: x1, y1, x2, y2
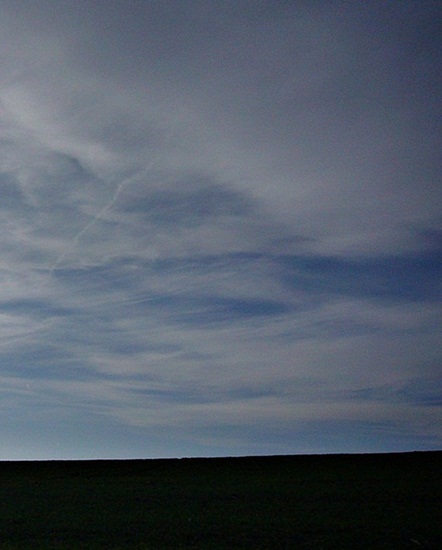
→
(0, 451, 440, 548)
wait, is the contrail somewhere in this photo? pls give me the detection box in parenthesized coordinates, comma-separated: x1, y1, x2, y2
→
(49, 159, 158, 274)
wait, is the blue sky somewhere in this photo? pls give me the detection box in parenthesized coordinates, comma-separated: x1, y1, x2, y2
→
(0, 0, 440, 460)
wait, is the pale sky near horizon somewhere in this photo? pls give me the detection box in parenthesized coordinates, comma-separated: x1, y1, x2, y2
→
(0, 0, 441, 460)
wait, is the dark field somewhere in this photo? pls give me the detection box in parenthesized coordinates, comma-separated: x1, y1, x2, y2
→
(0, 452, 440, 549)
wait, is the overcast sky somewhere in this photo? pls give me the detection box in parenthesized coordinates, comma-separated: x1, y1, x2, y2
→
(0, 1, 440, 460)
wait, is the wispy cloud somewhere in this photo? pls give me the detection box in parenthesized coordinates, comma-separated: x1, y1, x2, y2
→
(0, 1, 440, 459)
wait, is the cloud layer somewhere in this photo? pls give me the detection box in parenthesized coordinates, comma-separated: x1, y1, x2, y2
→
(0, 1, 440, 459)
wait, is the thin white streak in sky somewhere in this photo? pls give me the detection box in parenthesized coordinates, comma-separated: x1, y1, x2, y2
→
(49, 160, 158, 273)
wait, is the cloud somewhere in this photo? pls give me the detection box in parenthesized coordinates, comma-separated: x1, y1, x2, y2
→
(0, 1, 440, 458)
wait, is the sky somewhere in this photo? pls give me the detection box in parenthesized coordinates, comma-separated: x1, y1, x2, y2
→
(0, 1, 441, 460)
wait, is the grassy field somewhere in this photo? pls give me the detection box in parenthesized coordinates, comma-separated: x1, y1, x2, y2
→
(0, 451, 440, 548)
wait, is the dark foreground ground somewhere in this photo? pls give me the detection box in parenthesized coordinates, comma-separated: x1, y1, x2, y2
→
(0, 451, 440, 549)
